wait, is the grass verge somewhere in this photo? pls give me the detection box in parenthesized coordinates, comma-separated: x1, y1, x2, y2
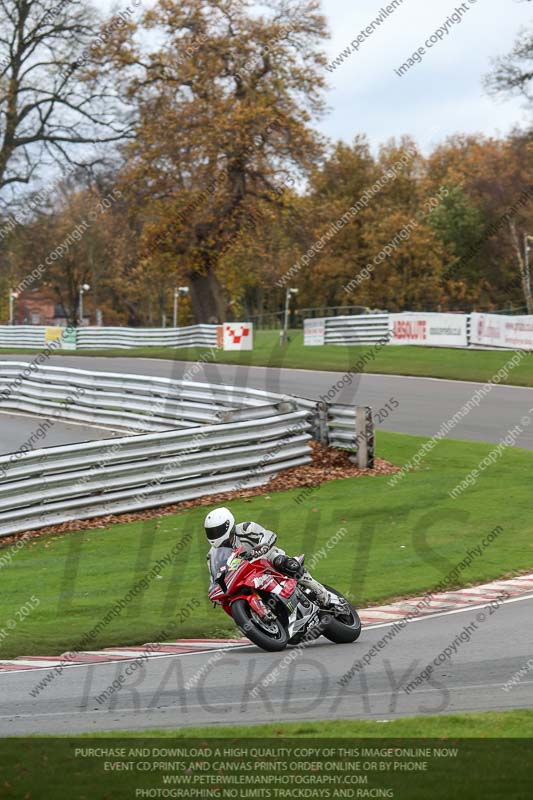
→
(0, 713, 532, 799)
(1, 430, 532, 659)
(1, 330, 533, 385)
(67, 709, 533, 737)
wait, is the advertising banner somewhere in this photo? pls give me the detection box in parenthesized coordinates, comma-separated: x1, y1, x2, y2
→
(389, 313, 468, 347)
(304, 317, 326, 346)
(470, 313, 533, 350)
(44, 326, 77, 350)
(222, 322, 253, 351)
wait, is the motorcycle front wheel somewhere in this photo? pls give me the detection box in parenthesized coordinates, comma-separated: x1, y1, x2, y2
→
(319, 584, 362, 644)
(231, 599, 289, 652)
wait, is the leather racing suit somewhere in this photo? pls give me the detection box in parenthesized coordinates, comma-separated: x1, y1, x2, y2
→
(207, 520, 336, 606)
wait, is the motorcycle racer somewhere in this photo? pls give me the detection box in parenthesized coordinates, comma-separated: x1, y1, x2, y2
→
(204, 506, 343, 609)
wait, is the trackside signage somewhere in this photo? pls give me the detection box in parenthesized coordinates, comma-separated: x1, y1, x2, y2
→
(388, 313, 468, 347)
(304, 318, 326, 345)
(44, 326, 77, 350)
(221, 322, 254, 351)
(471, 313, 533, 350)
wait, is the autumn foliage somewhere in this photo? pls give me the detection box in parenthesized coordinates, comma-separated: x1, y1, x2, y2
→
(0, 0, 532, 325)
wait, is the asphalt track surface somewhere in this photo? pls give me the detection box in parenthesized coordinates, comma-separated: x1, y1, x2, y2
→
(1, 353, 533, 449)
(1, 596, 532, 735)
(1, 355, 533, 734)
(0, 411, 118, 456)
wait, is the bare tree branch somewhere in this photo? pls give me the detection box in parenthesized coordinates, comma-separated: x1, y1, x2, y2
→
(0, 0, 134, 197)
(485, 25, 533, 105)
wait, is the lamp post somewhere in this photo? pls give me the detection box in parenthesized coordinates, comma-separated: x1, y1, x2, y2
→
(9, 289, 19, 325)
(173, 286, 189, 327)
(280, 287, 298, 345)
(525, 235, 533, 314)
(78, 283, 90, 326)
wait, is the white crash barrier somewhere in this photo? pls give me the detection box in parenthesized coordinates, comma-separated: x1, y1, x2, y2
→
(0, 362, 374, 536)
(304, 311, 533, 351)
(0, 411, 313, 536)
(0, 323, 254, 351)
(0, 362, 315, 432)
(304, 315, 389, 346)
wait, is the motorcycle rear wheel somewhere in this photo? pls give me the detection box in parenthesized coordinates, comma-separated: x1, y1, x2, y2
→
(231, 599, 289, 652)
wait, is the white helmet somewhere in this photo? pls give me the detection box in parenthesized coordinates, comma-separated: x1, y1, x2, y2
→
(204, 507, 236, 548)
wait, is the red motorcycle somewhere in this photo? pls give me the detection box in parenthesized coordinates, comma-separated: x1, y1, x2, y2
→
(208, 546, 361, 652)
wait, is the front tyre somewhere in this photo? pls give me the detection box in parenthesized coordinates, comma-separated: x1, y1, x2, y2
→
(320, 584, 362, 644)
(231, 599, 289, 652)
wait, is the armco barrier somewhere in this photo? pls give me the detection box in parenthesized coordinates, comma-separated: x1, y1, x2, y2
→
(324, 314, 389, 345)
(328, 404, 374, 468)
(0, 323, 257, 350)
(307, 313, 468, 347)
(76, 325, 218, 349)
(0, 324, 219, 350)
(0, 362, 316, 432)
(0, 411, 313, 536)
(0, 326, 50, 348)
(305, 311, 533, 351)
(0, 363, 374, 536)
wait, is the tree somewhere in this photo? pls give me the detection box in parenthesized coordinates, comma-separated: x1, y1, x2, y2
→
(298, 137, 378, 308)
(111, 0, 329, 322)
(485, 23, 533, 105)
(427, 183, 486, 306)
(426, 133, 533, 312)
(298, 136, 447, 312)
(0, 0, 131, 200)
(3, 174, 128, 325)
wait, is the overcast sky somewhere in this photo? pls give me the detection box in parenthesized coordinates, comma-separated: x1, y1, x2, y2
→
(94, 0, 531, 152)
(320, 0, 531, 152)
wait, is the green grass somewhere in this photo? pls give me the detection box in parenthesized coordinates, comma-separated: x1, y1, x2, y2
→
(1, 430, 533, 659)
(1, 713, 532, 799)
(67, 709, 533, 738)
(2, 329, 533, 385)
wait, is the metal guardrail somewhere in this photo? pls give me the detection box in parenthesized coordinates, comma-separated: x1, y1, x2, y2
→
(324, 315, 390, 345)
(0, 325, 219, 350)
(0, 411, 312, 536)
(328, 405, 374, 468)
(76, 325, 218, 349)
(0, 327, 49, 348)
(0, 362, 375, 536)
(0, 363, 316, 432)
(316, 312, 508, 349)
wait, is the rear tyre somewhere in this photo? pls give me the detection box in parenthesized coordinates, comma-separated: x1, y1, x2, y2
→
(231, 599, 289, 652)
(320, 584, 362, 644)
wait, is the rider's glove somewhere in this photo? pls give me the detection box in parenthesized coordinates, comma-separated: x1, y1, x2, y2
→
(273, 554, 304, 578)
(244, 544, 270, 561)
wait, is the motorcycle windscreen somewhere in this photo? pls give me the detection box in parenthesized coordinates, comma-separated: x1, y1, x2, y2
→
(208, 546, 235, 582)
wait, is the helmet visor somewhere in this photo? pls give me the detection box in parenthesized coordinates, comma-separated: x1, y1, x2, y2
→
(205, 520, 232, 543)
